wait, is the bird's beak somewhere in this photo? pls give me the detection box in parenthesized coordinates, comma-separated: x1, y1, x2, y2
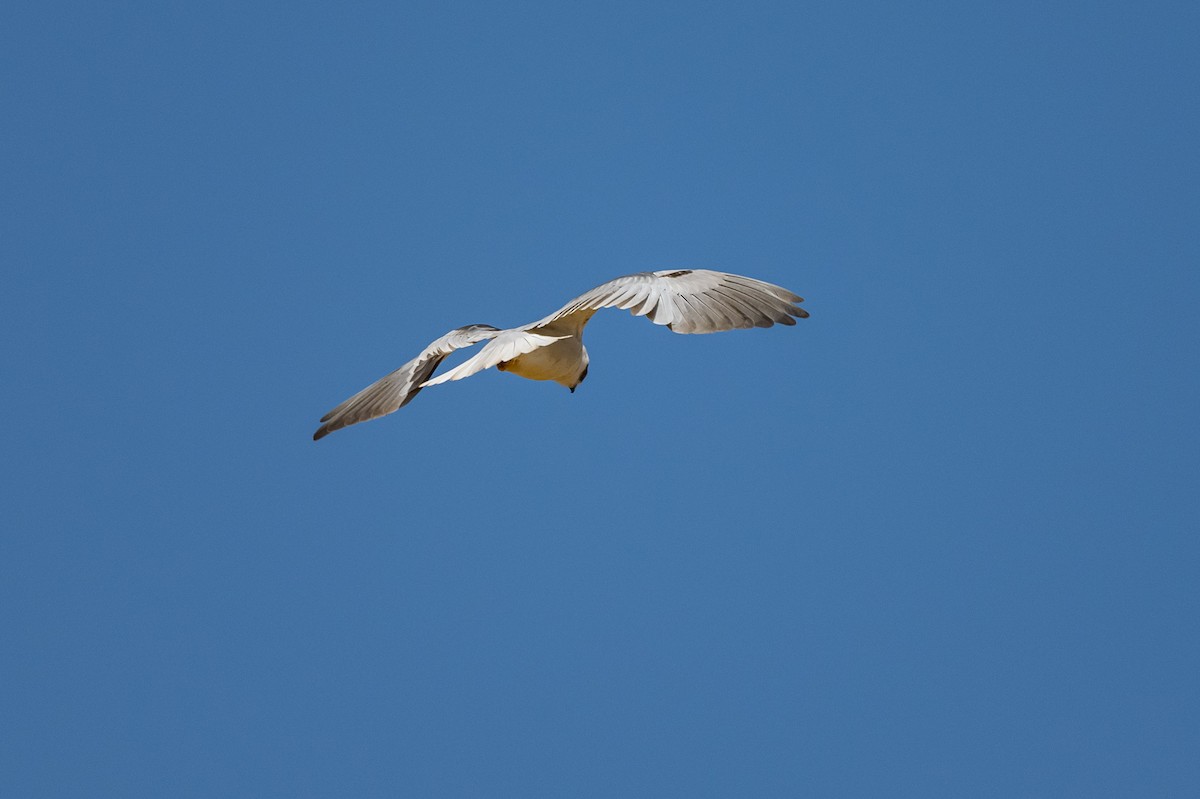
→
(569, 386, 576, 394)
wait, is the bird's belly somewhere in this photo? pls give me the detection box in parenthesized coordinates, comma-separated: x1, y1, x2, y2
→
(502, 338, 582, 384)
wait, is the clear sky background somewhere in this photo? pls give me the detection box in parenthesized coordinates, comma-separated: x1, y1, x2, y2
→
(3, 1, 1198, 796)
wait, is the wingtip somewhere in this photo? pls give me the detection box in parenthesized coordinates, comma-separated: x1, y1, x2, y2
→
(313, 427, 330, 441)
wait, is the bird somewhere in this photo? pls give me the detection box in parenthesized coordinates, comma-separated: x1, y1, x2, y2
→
(313, 269, 808, 440)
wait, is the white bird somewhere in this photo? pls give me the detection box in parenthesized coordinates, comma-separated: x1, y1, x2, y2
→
(314, 269, 808, 440)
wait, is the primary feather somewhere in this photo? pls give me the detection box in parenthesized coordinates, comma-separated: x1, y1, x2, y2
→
(312, 324, 499, 440)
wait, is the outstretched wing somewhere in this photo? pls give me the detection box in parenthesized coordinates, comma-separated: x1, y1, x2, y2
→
(528, 269, 807, 335)
(313, 324, 499, 440)
(420, 330, 568, 387)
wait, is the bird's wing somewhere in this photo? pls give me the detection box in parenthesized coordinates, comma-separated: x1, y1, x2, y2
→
(313, 324, 500, 440)
(526, 269, 808, 335)
(420, 329, 568, 387)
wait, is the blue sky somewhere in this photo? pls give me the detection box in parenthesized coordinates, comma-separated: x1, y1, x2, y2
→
(3, 1, 1198, 796)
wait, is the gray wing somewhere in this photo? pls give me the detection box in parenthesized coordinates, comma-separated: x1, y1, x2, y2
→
(527, 269, 808, 334)
(313, 324, 499, 440)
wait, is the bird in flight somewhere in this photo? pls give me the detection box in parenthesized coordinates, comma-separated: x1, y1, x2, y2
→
(314, 269, 808, 440)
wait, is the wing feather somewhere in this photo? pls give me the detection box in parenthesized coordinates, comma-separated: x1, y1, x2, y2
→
(528, 269, 807, 335)
(716, 281, 795, 327)
(647, 290, 679, 327)
(313, 324, 499, 440)
(707, 286, 760, 328)
(685, 289, 731, 331)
